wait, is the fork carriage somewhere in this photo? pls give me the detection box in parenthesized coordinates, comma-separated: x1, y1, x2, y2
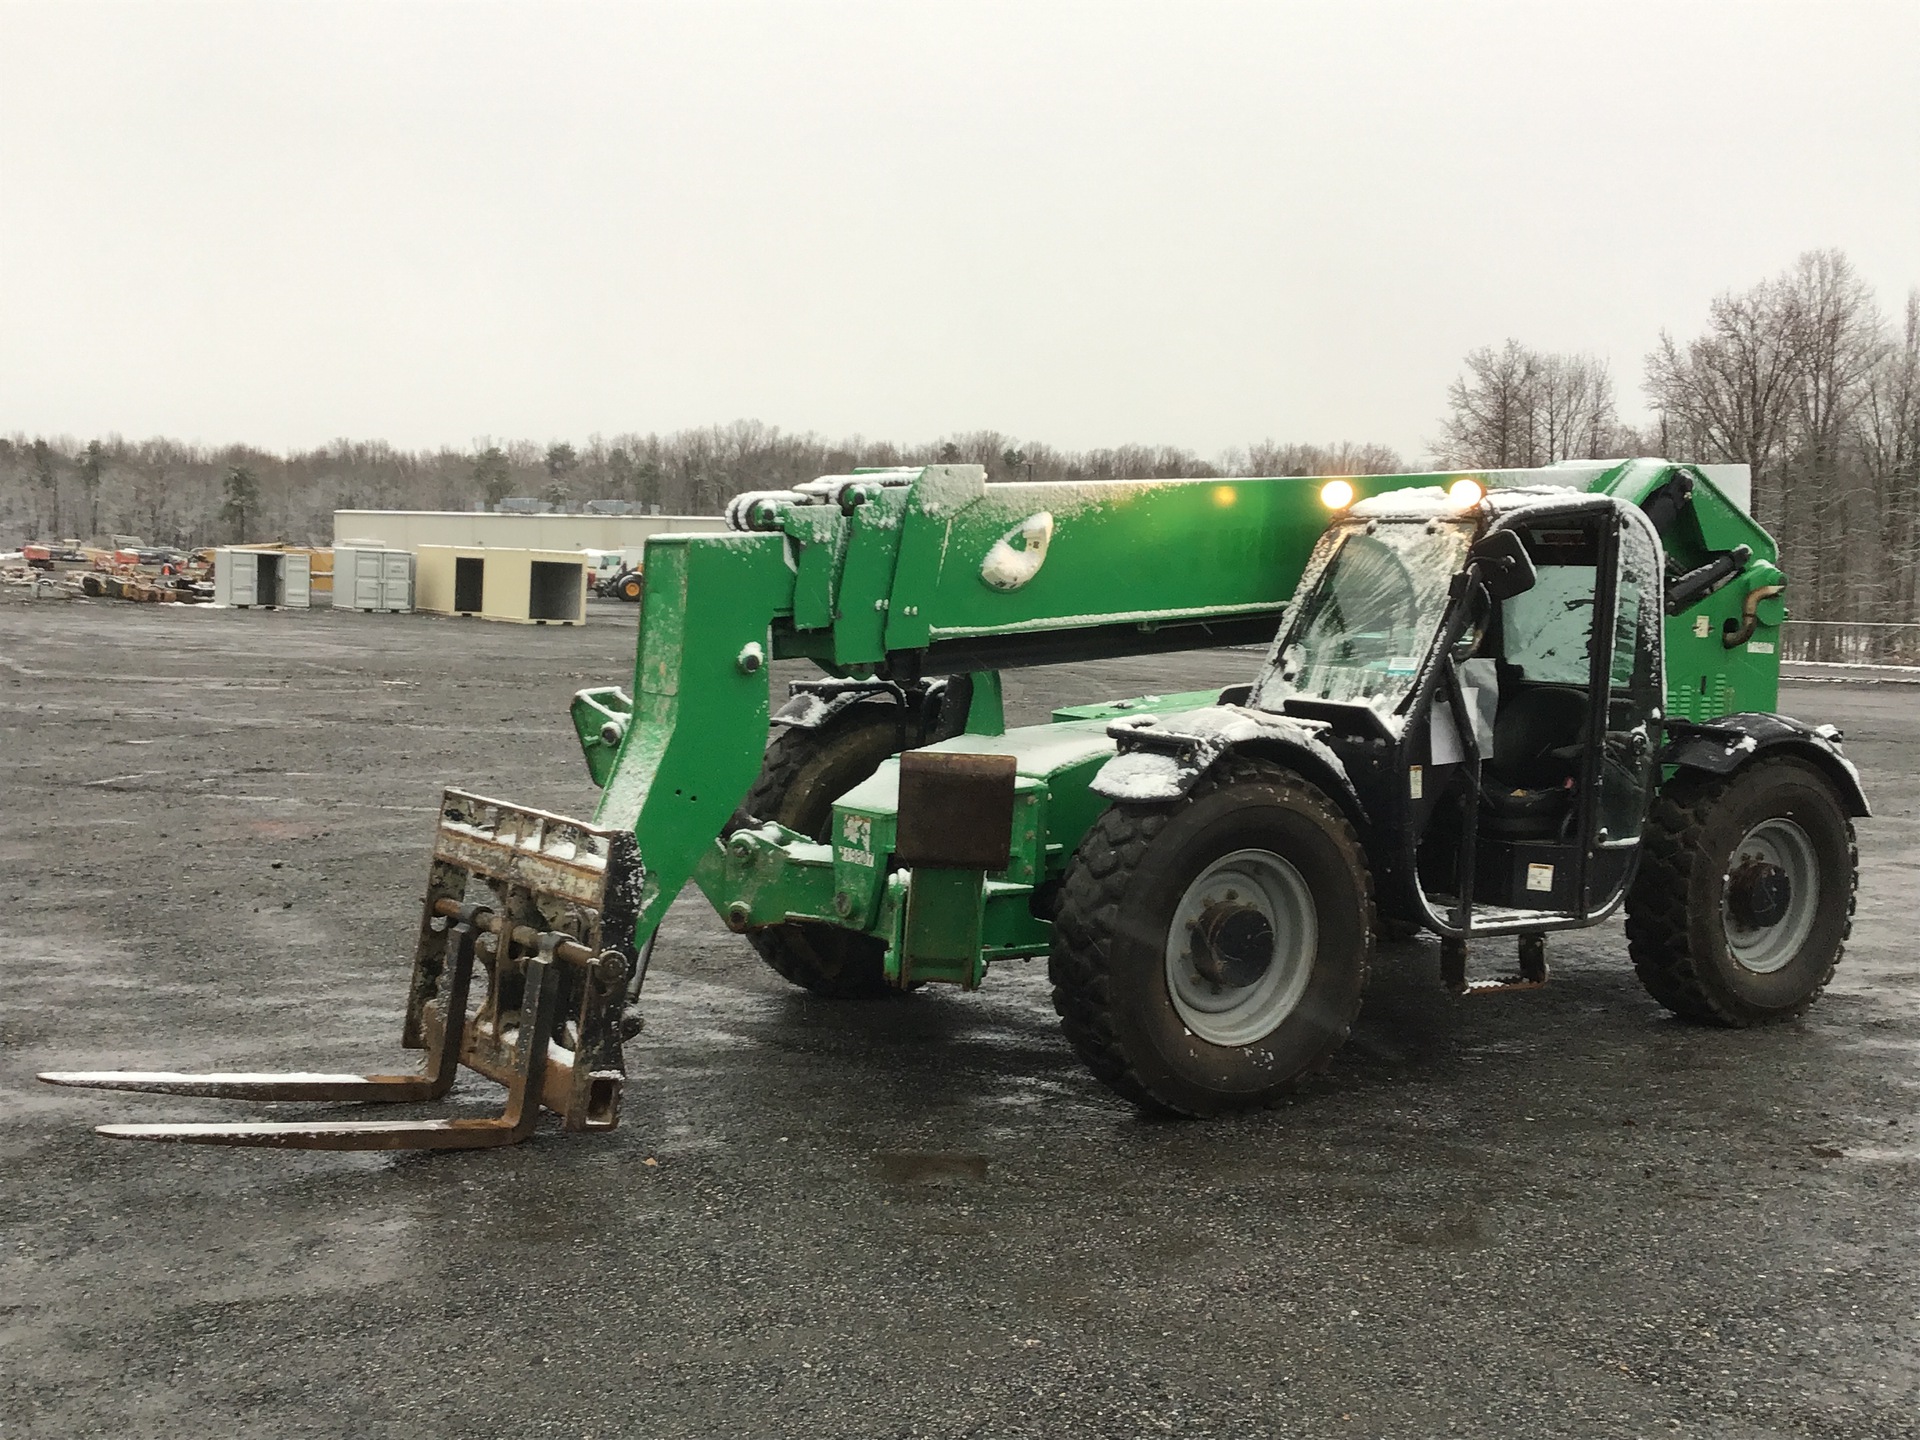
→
(43, 791, 639, 1147)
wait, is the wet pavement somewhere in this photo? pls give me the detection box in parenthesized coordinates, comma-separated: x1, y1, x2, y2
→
(2, 593, 1916, 1438)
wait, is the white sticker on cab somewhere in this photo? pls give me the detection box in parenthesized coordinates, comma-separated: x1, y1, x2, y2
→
(1526, 863, 1554, 892)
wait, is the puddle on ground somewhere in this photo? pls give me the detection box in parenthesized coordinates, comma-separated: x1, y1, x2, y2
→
(871, 1150, 989, 1185)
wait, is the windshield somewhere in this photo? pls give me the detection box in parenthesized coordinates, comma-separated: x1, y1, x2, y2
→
(1254, 517, 1475, 723)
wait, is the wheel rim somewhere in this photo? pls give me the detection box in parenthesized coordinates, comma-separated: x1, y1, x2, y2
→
(1165, 848, 1316, 1046)
(1722, 817, 1819, 974)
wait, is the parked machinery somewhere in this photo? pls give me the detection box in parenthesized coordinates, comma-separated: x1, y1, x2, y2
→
(45, 460, 1862, 1147)
(598, 560, 644, 602)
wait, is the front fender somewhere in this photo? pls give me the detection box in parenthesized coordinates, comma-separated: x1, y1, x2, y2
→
(1662, 712, 1870, 817)
(1090, 705, 1366, 825)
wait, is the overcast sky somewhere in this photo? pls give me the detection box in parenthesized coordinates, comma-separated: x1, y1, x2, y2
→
(2, 1, 1916, 462)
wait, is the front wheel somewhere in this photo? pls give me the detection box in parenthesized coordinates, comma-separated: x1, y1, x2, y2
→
(1625, 756, 1856, 1026)
(1048, 758, 1374, 1116)
(739, 706, 918, 998)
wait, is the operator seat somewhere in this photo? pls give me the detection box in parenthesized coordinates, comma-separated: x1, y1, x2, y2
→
(1480, 684, 1587, 841)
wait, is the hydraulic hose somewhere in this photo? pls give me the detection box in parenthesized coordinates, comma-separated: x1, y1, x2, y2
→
(1723, 583, 1786, 649)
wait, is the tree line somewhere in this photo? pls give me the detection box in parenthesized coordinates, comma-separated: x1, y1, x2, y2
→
(0, 427, 1402, 556)
(6, 248, 1915, 623)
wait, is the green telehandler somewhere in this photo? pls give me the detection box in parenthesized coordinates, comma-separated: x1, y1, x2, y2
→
(44, 459, 1866, 1147)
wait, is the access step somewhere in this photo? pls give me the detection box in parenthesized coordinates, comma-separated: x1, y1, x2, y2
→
(1441, 934, 1549, 995)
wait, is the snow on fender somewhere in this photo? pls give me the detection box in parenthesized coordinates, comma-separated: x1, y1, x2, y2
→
(1089, 705, 1358, 810)
(1091, 748, 1188, 803)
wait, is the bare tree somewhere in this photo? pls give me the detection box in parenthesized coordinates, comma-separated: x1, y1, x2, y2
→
(1645, 276, 1801, 532)
(1648, 250, 1892, 620)
(1436, 341, 1540, 467)
(1435, 341, 1617, 469)
(1535, 353, 1618, 463)
(1778, 250, 1886, 618)
(1858, 292, 1920, 618)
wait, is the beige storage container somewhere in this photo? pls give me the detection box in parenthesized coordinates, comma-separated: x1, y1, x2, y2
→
(415, 546, 588, 625)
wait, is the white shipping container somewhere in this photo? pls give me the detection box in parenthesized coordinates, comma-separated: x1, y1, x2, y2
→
(332, 546, 415, 612)
(213, 548, 311, 609)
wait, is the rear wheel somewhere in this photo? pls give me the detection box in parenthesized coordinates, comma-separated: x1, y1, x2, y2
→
(619, 574, 642, 602)
(740, 706, 917, 997)
(1048, 758, 1374, 1116)
(1625, 757, 1855, 1025)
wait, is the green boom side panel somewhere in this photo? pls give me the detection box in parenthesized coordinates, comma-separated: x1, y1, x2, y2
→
(873, 470, 1437, 655)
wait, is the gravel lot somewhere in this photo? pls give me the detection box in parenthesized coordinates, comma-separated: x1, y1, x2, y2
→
(2, 591, 1916, 1439)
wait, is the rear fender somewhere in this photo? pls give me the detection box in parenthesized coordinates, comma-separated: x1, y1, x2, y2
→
(1090, 706, 1366, 826)
(571, 673, 945, 788)
(774, 673, 993, 740)
(1661, 713, 1869, 817)
(772, 677, 914, 730)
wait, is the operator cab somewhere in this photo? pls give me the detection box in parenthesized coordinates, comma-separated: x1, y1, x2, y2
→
(1252, 487, 1664, 936)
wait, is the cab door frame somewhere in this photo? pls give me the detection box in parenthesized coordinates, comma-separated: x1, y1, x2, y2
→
(1577, 499, 1666, 916)
(1400, 497, 1663, 938)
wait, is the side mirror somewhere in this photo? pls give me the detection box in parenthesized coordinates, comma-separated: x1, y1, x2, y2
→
(1468, 529, 1536, 601)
